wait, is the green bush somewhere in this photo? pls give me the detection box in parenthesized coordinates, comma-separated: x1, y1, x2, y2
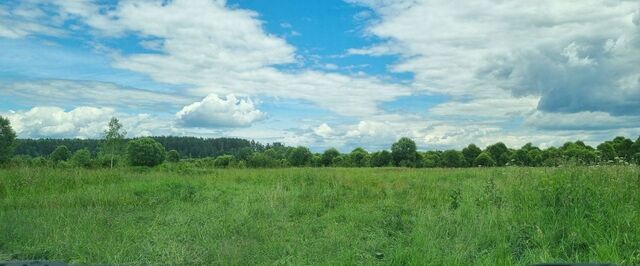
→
(213, 155, 235, 168)
(474, 152, 496, 167)
(50, 145, 71, 163)
(287, 146, 312, 167)
(321, 148, 340, 167)
(349, 148, 370, 167)
(441, 150, 466, 168)
(370, 150, 392, 167)
(71, 149, 92, 168)
(126, 138, 166, 167)
(167, 150, 180, 163)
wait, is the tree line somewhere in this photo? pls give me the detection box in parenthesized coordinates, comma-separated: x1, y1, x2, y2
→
(1, 116, 640, 168)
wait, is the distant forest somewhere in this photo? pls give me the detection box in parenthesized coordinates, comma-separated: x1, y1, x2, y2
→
(11, 135, 640, 168)
(15, 136, 269, 159)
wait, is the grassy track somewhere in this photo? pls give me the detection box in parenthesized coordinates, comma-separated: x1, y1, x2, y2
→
(1, 167, 639, 265)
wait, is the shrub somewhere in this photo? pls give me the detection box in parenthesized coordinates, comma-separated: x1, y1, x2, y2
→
(349, 148, 370, 167)
(422, 152, 441, 168)
(248, 153, 272, 168)
(50, 145, 71, 163)
(287, 146, 312, 167)
(633, 153, 640, 165)
(474, 152, 496, 167)
(213, 155, 235, 168)
(7, 155, 29, 168)
(126, 138, 166, 167)
(167, 150, 180, 163)
(321, 148, 340, 167)
(442, 150, 466, 168)
(71, 149, 92, 167)
(370, 150, 392, 167)
(32, 156, 49, 167)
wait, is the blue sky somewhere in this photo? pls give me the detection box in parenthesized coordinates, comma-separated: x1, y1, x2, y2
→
(1, 0, 639, 151)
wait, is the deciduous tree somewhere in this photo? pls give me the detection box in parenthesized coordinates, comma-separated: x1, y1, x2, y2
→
(102, 117, 126, 168)
(50, 145, 71, 163)
(391, 137, 417, 167)
(0, 116, 17, 165)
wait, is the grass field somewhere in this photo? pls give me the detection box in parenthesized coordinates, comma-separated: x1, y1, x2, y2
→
(1, 166, 639, 265)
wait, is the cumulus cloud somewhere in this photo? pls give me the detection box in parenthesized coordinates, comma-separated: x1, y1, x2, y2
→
(176, 94, 265, 128)
(2, 0, 639, 150)
(351, 0, 640, 115)
(3, 106, 180, 139)
(8, 0, 410, 117)
(4, 106, 116, 138)
(313, 123, 334, 138)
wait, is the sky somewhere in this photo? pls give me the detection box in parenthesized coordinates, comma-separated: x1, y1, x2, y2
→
(0, 0, 639, 152)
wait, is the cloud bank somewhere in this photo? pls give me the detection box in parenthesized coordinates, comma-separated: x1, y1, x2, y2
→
(176, 94, 265, 128)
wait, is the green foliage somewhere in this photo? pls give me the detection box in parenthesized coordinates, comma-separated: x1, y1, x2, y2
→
(512, 149, 531, 166)
(391, 137, 417, 167)
(321, 148, 340, 167)
(474, 152, 495, 167)
(486, 142, 509, 166)
(611, 136, 635, 162)
(166, 150, 180, 163)
(562, 141, 597, 165)
(102, 117, 126, 168)
(349, 147, 370, 167)
(247, 153, 282, 168)
(71, 148, 92, 167)
(0, 116, 17, 165)
(50, 145, 71, 163)
(32, 156, 50, 167)
(527, 149, 542, 166)
(441, 150, 466, 168)
(126, 138, 166, 167)
(213, 155, 235, 168)
(633, 153, 640, 165)
(462, 144, 481, 167)
(370, 150, 392, 167)
(287, 146, 312, 167)
(332, 154, 349, 167)
(597, 142, 617, 162)
(8, 133, 640, 169)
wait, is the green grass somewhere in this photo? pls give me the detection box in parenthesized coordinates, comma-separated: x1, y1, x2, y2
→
(1, 166, 639, 265)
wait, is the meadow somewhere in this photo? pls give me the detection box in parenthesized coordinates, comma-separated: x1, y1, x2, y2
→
(1, 166, 639, 265)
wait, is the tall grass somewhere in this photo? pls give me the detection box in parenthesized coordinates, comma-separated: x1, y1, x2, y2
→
(1, 166, 639, 265)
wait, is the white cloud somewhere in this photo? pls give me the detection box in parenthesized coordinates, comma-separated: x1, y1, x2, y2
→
(176, 94, 265, 128)
(24, 0, 410, 117)
(429, 96, 539, 119)
(2, 0, 639, 150)
(350, 0, 640, 113)
(524, 111, 640, 131)
(313, 123, 334, 138)
(0, 79, 191, 111)
(3, 106, 180, 139)
(4, 106, 115, 138)
(562, 42, 597, 67)
(0, 3, 66, 39)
